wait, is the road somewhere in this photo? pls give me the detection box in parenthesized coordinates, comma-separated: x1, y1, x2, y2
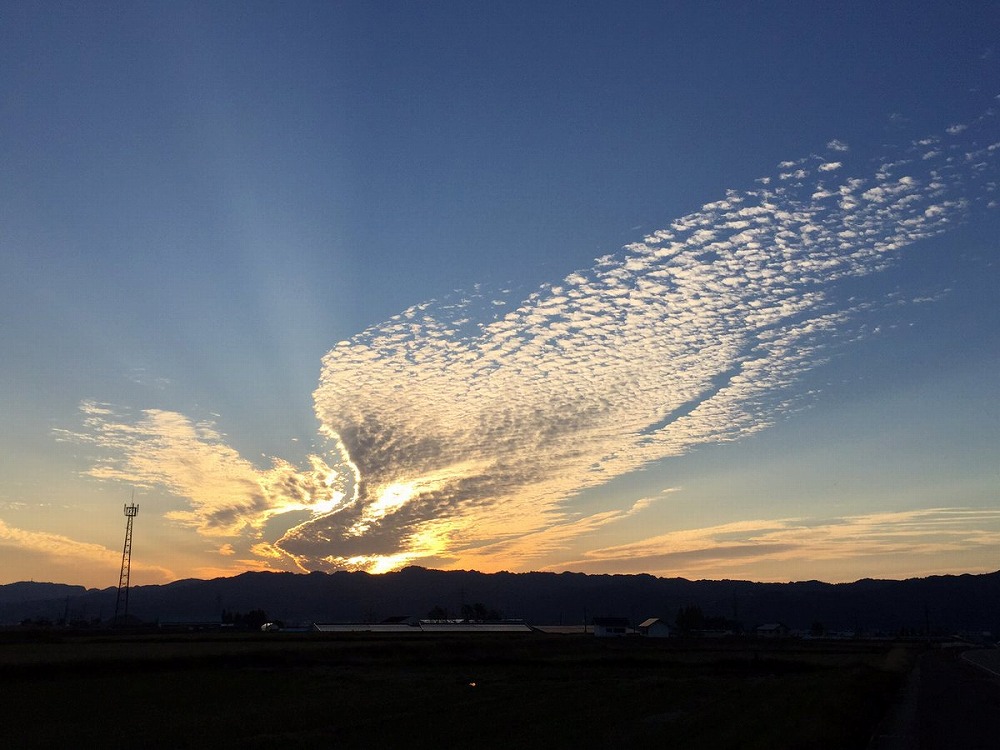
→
(869, 647, 1000, 749)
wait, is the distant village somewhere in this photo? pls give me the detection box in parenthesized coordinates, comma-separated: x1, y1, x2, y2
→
(131, 601, 796, 637)
(306, 615, 797, 639)
(301, 617, 873, 640)
(302, 612, 801, 639)
(130, 602, 985, 642)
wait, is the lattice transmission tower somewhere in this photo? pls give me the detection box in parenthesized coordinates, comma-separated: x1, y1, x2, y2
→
(113, 501, 139, 626)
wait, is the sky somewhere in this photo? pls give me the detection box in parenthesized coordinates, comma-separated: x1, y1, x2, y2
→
(2, 1, 999, 589)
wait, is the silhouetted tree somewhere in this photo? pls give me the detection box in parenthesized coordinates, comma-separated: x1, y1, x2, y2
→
(461, 602, 502, 621)
(243, 609, 268, 630)
(676, 605, 738, 634)
(223, 608, 269, 630)
(676, 605, 704, 633)
(427, 605, 448, 619)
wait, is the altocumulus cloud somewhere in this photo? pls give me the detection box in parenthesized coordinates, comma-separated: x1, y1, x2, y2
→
(70, 110, 999, 574)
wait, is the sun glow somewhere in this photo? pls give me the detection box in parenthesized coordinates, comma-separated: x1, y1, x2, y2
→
(323, 552, 418, 574)
(261, 490, 346, 520)
(350, 459, 491, 536)
(321, 519, 458, 574)
(371, 483, 415, 520)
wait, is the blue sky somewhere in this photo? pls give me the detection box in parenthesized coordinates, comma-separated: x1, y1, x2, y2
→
(2, 1, 998, 587)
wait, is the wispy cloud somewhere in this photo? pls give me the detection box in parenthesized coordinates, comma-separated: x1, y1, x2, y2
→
(558, 508, 1000, 579)
(0, 517, 175, 582)
(65, 111, 999, 574)
(447, 488, 680, 572)
(61, 403, 353, 560)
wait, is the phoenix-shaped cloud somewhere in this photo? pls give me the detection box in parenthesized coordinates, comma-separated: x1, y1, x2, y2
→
(69, 108, 1000, 575)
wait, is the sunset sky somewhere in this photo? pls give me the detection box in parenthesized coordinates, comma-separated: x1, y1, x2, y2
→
(2, 2, 998, 589)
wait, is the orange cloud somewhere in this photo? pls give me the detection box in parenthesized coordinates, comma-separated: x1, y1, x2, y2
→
(0, 517, 174, 583)
(556, 507, 1000, 580)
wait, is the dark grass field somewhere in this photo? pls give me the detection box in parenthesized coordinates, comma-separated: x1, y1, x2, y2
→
(0, 632, 915, 749)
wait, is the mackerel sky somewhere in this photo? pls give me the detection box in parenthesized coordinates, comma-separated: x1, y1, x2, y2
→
(2, 2, 998, 588)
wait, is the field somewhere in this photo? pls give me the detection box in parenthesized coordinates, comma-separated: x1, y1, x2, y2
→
(0, 631, 915, 749)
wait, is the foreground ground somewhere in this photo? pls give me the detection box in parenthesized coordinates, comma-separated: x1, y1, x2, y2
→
(869, 647, 1000, 750)
(0, 632, 934, 748)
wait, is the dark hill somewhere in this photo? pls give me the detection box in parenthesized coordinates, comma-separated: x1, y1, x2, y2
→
(0, 581, 88, 604)
(2, 568, 998, 634)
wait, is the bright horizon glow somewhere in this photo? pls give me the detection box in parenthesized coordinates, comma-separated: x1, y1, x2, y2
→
(1, 2, 998, 588)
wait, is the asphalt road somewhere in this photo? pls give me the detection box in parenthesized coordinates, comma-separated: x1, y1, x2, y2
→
(869, 647, 1000, 750)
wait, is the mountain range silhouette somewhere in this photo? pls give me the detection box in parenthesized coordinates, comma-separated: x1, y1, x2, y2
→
(3, 567, 998, 635)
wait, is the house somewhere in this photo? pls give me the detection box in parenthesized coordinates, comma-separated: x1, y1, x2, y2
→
(756, 623, 790, 638)
(638, 617, 671, 638)
(593, 616, 631, 637)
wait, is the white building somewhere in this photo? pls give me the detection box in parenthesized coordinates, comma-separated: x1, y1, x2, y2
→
(638, 617, 672, 638)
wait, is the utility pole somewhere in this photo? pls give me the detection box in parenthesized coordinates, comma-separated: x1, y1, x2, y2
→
(114, 501, 139, 626)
